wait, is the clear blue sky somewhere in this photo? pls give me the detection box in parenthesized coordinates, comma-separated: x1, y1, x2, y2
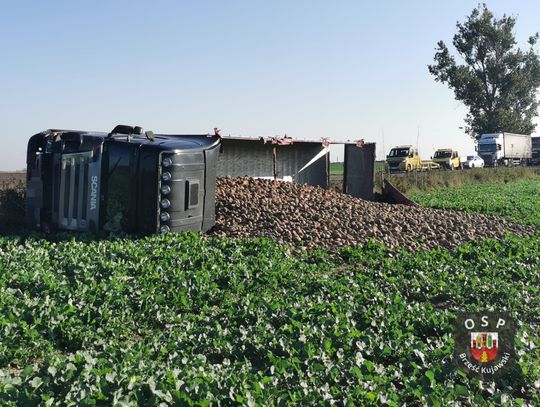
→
(1, 0, 539, 169)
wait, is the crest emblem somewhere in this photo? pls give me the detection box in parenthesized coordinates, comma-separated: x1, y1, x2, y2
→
(470, 332, 499, 362)
(454, 312, 515, 380)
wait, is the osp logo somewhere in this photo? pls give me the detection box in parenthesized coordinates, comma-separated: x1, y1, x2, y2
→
(454, 312, 515, 380)
(90, 176, 98, 210)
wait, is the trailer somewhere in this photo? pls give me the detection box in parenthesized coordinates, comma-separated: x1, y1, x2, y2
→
(218, 136, 377, 201)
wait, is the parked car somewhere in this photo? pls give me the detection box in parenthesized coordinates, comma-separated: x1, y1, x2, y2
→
(462, 155, 484, 169)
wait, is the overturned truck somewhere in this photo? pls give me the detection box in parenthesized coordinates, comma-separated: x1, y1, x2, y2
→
(25, 127, 378, 235)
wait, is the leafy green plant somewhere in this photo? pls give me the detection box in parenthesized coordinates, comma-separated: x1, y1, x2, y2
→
(410, 178, 540, 225)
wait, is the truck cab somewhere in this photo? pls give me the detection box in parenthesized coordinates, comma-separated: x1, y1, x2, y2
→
(26, 125, 221, 235)
(433, 148, 461, 170)
(477, 133, 503, 167)
(386, 145, 421, 172)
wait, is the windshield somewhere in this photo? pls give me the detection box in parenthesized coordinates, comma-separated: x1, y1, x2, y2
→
(478, 144, 497, 153)
(388, 148, 410, 157)
(103, 143, 133, 232)
(434, 151, 451, 158)
(466, 156, 475, 160)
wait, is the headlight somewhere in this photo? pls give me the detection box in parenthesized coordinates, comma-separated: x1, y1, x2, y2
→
(161, 171, 172, 182)
(161, 185, 171, 195)
(160, 199, 171, 209)
(160, 212, 170, 222)
(160, 225, 170, 234)
(162, 157, 173, 168)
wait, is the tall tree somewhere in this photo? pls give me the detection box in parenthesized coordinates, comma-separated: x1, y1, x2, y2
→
(429, 4, 540, 138)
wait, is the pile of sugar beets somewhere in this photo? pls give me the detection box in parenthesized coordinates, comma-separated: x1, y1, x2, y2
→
(211, 177, 533, 251)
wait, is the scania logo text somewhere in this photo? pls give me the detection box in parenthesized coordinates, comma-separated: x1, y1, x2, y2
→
(90, 175, 98, 210)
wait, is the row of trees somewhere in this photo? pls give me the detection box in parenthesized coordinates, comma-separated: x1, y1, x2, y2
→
(429, 4, 540, 139)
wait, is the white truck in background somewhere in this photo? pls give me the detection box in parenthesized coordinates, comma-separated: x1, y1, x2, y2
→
(477, 133, 532, 167)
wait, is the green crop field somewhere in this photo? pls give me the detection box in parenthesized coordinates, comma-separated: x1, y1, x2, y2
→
(410, 178, 540, 225)
(0, 178, 539, 405)
(329, 162, 344, 176)
(329, 161, 387, 176)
